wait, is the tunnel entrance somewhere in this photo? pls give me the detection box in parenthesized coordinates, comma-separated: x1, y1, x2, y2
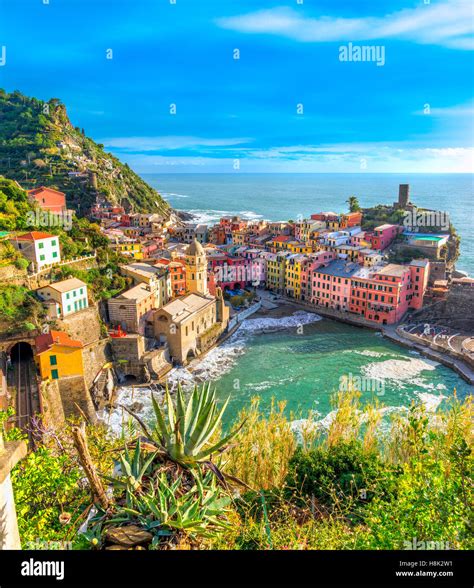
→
(10, 342, 34, 364)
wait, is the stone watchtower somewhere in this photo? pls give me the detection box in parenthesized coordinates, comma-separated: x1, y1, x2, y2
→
(185, 239, 208, 296)
(398, 184, 410, 209)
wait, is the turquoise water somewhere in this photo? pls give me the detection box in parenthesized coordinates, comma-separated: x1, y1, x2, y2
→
(210, 317, 472, 425)
(110, 313, 472, 431)
(145, 173, 474, 275)
(110, 173, 473, 430)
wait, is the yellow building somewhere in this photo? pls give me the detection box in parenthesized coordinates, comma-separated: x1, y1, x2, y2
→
(185, 239, 208, 295)
(268, 236, 292, 253)
(113, 242, 144, 260)
(287, 241, 313, 254)
(266, 251, 291, 293)
(35, 330, 84, 381)
(285, 254, 307, 299)
(231, 230, 246, 245)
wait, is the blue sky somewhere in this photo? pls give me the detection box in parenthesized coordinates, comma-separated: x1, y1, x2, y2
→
(0, 0, 473, 172)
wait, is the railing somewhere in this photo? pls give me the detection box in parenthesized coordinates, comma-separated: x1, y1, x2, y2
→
(28, 252, 97, 276)
(228, 301, 262, 330)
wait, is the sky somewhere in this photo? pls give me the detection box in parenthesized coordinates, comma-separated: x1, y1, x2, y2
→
(0, 0, 473, 173)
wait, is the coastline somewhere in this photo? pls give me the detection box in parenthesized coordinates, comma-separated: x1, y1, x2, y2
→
(251, 294, 474, 385)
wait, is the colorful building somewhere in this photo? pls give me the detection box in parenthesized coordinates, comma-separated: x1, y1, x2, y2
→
(35, 330, 84, 381)
(287, 241, 313, 254)
(307, 259, 357, 310)
(108, 283, 156, 334)
(369, 224, 400, 251)
(155, 258, 186, 297)
(27, 187, 66, 214)
(349, 260, 429, 324)
(285, 254, 307, 299)
(268, 235, 292, 253)
(266, 251, 291, 293)
(37, 277, 89, 318)
(113, 241, 144, 260)
(340, 211, 363, 228)
(11, 231, 61, 270)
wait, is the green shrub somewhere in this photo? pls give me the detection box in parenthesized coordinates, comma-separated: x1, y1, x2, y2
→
(285, 442, 397, 511)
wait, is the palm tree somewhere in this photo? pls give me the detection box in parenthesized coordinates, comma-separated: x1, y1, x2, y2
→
(346, 195, 361, 212)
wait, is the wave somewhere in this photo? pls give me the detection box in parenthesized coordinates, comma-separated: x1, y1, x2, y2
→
(178, 208, 264, 225)
(168, 311, 322, 388)
(160, 192, 189, 198)
(416, 391, 447, 412)
(99, 385, 159, 436)
(361, 357, 439, 388)
(343, 349, 392, 359)
(103, 311, 323, 433)
(238, 310, 322, 334)
(238, 210, 264, 220)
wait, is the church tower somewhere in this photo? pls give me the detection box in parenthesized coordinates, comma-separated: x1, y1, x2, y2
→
(185, 239, 208, 296)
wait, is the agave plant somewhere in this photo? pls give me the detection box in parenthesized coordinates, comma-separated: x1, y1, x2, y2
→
(104, 439, 157, 497)
(151, 383, 243, 466)
(132, 469, 231, 537)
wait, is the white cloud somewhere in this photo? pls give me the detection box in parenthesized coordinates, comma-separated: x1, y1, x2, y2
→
(100, 136, 253, 151)
(217, 1, 474, 49)
(119, 143, 474, 173)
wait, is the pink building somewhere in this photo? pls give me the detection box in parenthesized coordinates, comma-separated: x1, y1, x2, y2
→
(368, 224, 400, 251)
(306, 258, 356, 309)
(300, 251, 337, 302)
(209, 254, 250, 290)
(349, 260, 429, 324)
(303, 257, 430, 324)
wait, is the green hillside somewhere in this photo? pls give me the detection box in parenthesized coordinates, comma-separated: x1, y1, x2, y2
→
(0, 89, 170, 215)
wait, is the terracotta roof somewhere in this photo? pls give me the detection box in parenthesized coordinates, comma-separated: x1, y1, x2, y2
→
(16, 231, 55, 241)
(35, 330, 83, 354)
(27, 186, 66, 197)
(272, 236, 291, 242)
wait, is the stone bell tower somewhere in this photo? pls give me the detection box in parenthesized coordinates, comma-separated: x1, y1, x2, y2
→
(185, 239, 208, 296)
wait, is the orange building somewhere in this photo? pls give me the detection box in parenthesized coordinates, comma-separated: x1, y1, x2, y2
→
(155, 258, 186, 297)
(35, 330, 84, 381)
(340, 211, 363, 228)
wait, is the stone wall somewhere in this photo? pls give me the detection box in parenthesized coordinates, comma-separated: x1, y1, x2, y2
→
(58, 376, 97, 422)
(412, 284, 474, 331)
(111, 335, 146, 380)
(40, 379, 66, 428)
(82, 339, 111, 390)
(56, 305, 103, 347)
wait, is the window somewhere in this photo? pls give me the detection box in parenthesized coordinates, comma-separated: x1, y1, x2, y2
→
(51, 369, 59, 380)
(52, 252, 58, 258)
(38, 242, 44, 249)
(51, 240, 57, 247)
(50, 355, 57, 366)
(40, 254, 46, 261)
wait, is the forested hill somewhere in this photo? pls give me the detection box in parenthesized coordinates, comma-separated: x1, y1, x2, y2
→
(0, 89, 170, 215)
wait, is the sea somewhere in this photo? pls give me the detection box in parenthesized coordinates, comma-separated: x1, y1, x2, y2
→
(145, 173, 474, 276)
(106, 173, 473, 432)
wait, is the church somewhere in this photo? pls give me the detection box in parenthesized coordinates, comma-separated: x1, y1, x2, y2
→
(152, 239, 230, 364)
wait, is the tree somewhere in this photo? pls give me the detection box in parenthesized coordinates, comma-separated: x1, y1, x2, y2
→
(347, 195, 361, 212)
